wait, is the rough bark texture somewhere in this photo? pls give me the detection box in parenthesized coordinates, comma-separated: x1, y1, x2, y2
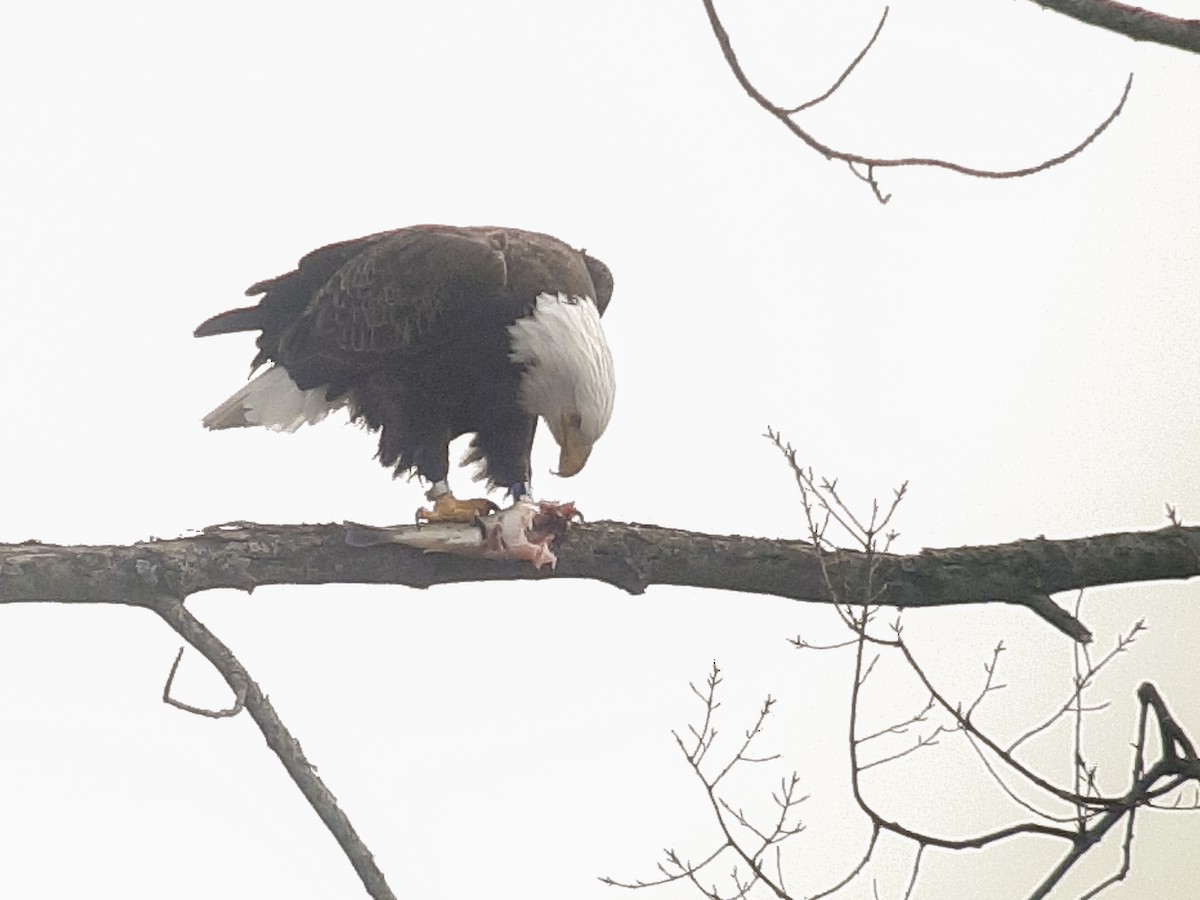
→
(1030, 0, 1200, 54)
(4, 521, 1199, 640)
(5, 518, 1198, 898)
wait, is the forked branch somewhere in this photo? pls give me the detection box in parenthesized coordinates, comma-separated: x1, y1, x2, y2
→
(1030, 682, 1200, 899)
(151, 594, 397, 900)
(700, 0, 1133, 201)
(617, 455, 1199, 900)
(602, 662, 805, 898)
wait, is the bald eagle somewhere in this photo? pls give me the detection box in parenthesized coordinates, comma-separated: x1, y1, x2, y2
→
(195, 225, 615, 522)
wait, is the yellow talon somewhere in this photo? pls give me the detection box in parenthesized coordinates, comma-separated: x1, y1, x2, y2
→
(416, 493, 500, 524)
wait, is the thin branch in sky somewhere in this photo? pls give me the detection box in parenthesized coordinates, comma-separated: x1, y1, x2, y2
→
(901, 844, 925, 900)
(783, 7, 890, 113)
(612, 666, 807, 898)
(1030, 684, 1200, 898)
(964, 641, 1009, 721)
(700, 0, 1134, 202)
(1007, 617, 1145, 754)
(153, 595, 398, 900)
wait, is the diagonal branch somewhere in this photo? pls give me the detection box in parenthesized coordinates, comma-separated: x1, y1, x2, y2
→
(784, 8, 889, 113)
(1028, 0, 1200, 55)
(151, 593, 397, 900)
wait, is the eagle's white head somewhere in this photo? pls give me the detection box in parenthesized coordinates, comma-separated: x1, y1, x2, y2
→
(507, 292, 615, 477)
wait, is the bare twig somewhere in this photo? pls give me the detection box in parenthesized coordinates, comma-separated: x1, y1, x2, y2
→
(902, 844, 924, 900)
(686, 662, 724, 766)
(847, 611, 1082, 849)
(612, 666, 806, 898)
(628, 457, 1198, 900)
(964, 642, 1008, 721)
(161, 646, 245, 718)
(807, 824, 880, 900)
(1029, 683, 1200, 899)
(1008, 618, 1145, 754)
(599, 846, 727, 890)
(889, 636, 1126, 809)
(700, 0, 1133, 201)
(856, 693, 935, 744)
(960, 728, 1082, 824)
(151, 594, 396, 900)
(858, 727, 948, 772)
(1165, 503, 1181, 526)
(784, 9, 889, 113)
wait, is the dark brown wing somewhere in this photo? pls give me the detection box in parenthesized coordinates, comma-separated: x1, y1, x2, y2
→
(196, 225, 613, 393)
(193, 230, 396, 369)
(278, 227, 507, 372)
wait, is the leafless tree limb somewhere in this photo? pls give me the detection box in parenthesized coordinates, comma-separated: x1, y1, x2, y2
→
(601, 457, 1199, 899)
(1029, 0, 1200, 54)
(151, 593, 397, 900)
(885, 634, 1126, 810)
(1008, 616, 1143, 754)
(855, 693, 935, 745)
(807, 824, 880, 900)
(901, 844, 924, 900)
(633, 627, 1199, 899)
(633, 459, 1198, 900)
(6, 478, 1199, 896)
(700, 0, 1134, 201)
(5, 512, 1200, 644)
(847, 621, 1085, 849)
(965, 641, 1008, 720)
(784, 8, 889, 114)
(1029, 682, 1200, 899)
(605, 663, 805, 897)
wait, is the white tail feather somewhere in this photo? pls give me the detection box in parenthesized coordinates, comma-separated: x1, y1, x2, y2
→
(202, 366, 346, 432)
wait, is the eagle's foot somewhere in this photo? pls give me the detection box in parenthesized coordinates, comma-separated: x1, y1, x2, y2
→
(416, 493, 500, 525)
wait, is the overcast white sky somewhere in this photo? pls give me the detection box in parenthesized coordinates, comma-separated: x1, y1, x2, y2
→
(2, 1, 1199, 897)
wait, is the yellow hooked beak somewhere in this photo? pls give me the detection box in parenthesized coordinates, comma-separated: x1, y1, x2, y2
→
(554, 415, 593, 478)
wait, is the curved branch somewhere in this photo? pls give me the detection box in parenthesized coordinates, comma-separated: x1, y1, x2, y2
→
(700, 0, 1133, 200)
(784, 8, 889, 114)
(847, 612, 1080, 849)
(3, 521, 1200, 641)
(1029, 0, 1200, 55)
(806, 823, 879, 900)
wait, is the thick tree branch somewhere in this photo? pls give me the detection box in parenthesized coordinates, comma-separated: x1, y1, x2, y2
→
(1030, 0, 1200, 55)
(4, 521, 1200, 641)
